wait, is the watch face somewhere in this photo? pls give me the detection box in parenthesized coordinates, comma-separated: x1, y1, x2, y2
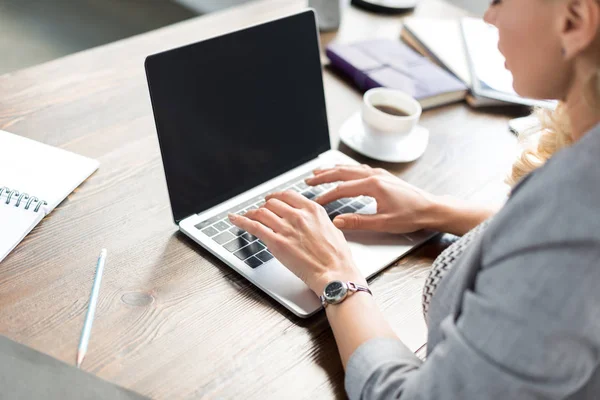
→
(325, 281, 346, 301)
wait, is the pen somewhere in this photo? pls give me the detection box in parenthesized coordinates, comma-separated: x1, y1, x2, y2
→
(76, 248, 107, 368)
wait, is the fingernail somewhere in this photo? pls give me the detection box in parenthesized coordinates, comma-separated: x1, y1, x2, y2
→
(333, 218, 345, 228)
(228, 213, 237, 220)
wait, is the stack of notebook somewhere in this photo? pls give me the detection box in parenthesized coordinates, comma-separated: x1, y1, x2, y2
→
(326, 39, 467, 110)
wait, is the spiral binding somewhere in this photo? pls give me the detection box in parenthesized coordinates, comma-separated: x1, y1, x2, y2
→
(0, 186, 48, 212)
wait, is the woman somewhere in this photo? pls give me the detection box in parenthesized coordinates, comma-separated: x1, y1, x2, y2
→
(230, 0, 600, 397)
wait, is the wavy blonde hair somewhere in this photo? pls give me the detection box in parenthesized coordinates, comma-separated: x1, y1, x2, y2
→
(507, 67, 600, 187)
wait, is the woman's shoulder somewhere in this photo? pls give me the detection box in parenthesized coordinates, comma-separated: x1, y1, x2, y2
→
(511, 122, 600, 200)
(482, 123, 600, 264)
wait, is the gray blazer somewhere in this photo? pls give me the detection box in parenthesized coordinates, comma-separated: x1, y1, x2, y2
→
(345, 122, 600, 399)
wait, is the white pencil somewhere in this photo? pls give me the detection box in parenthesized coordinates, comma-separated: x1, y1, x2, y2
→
(76, 248, 107, 368)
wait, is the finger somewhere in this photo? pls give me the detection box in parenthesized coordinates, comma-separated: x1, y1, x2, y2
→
(306, 165, 373, 186)
(314, 178, 375, 205)
(311, 168, 328, 176)
(265, 190, 311, 209)
(262, 197, 297, 218)
(311, 164, 369, 181)
(228, 213, 278, 242)
(312, 166, 333, 175)
(333, 213, 384, 231)
(243, 207, 288, 233)
(312, 162, 348, 174)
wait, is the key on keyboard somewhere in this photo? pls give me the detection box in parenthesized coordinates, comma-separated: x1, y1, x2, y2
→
(244, 256, 263, 268)
(213, 231, 236, 245)
(224, 237, 249, 253)
(256, 251, 274, 263)
(241, 232, 258, 242)
(201, 226, 219, 237)
(213, 221, 230, 231)
(229, 226, 245, 237)
(233, 241, 265, 260)
(301, 191, 316, 200)
(338, 205, 356, 215)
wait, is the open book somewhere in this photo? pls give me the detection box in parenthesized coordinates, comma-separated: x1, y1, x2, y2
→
(400, 17, 508, 107)
(0, 130, 99, 262)
(401, 17, 472, 86)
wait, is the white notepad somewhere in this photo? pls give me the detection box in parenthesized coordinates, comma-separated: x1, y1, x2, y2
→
(0, 130, 99, 262)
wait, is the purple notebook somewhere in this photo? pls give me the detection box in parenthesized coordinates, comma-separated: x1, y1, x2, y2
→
(326, 39, 467, 109)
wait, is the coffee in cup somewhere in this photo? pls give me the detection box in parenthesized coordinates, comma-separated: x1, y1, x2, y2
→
(372, 104, 410, 117)
(361, 88, 422, 141)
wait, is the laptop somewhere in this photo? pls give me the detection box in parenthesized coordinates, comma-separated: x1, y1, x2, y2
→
(144, 9, 435, 318)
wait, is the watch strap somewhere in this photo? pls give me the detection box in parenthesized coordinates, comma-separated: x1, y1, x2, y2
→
(347, 281, 371, 295)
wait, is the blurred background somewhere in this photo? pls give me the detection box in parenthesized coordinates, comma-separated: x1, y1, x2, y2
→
(0, 0, 486, 76)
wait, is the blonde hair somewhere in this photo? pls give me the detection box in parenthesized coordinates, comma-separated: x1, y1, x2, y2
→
(506, 68, 600, 187)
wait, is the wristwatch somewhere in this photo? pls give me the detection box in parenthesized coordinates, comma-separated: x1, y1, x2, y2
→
(320, 280, 372, 308)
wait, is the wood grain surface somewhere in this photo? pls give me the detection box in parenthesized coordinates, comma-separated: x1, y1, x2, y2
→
(0, 0, 526, 398)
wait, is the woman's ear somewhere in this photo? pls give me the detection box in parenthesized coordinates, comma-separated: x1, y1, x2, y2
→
(560, 0, 600, 59)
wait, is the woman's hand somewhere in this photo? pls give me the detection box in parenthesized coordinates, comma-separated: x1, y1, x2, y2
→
(307, 164, 438, 234)
(228, 190, 365, 295)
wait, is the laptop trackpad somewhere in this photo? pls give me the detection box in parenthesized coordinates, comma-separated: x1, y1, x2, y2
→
(343, 203, 436, 278)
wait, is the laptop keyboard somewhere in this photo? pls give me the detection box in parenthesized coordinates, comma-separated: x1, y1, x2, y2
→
(194, 170, 374, 269)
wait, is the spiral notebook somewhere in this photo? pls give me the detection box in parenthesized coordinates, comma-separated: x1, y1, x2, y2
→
(0, 130, 99, 263)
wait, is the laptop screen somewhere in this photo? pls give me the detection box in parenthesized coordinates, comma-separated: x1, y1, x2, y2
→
(145, 10, 330, 223)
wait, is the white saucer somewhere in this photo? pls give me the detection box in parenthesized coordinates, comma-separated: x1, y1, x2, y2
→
(339, 112, 429, 163)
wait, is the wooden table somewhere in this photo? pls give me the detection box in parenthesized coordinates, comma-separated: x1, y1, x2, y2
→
(0, 0, 523, 398)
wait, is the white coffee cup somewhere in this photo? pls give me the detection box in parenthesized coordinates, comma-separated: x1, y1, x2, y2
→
(361, 88, 422, 142)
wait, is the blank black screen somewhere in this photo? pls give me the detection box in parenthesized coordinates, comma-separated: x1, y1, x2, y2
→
(145, 11, 330, 223)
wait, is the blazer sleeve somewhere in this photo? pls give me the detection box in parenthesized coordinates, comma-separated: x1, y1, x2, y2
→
(345, 241, 600, 400)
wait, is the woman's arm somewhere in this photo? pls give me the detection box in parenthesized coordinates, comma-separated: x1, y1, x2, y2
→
(325, 290, 398, 368)
(424, 195, 499, 236)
